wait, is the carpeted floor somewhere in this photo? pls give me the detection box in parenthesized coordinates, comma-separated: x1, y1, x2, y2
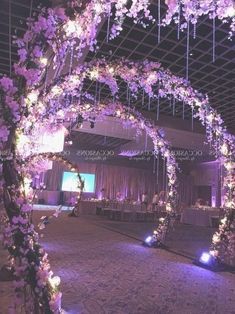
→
(0, 211, 235, 314)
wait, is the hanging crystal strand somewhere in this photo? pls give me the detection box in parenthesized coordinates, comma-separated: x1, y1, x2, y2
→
(157, 153, 159, 189)
(186, 22, 190, 81)
(220, 160, 223, 206)
(153, 156, 156, 174)
(212, 15, 216, 63)
(128, 86, 131, 107)
(158, 0, 161, 44)
(191, 106, 194, 131)
(182, 100, 185, 119)
(193, 23, 196, 39)
(173, 96, 175, 116)
(142, 89, 145, 107)
(106, 4, 111, 43)
(145, 131, 148, 152)
(44, 66, 48, 90)
(162, 157, 165, 192)
(95, 80, 98, 105)
(126, 83, 129, 101)
(98, 82, 101, 104)
(69, 43, 74, 75)
(177, 0, 181, 40)
(148, 96, 151, 111)
(165, 159, 168, 194)
(9, 0, 12, 76)
(157, 96, 160, 120)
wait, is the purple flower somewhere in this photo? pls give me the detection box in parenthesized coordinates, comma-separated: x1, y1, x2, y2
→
(33, 46, 43, 58)
(18, 48, 27, 62)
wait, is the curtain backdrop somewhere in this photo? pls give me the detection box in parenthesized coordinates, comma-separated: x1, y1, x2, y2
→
(39, 161, 193, 205)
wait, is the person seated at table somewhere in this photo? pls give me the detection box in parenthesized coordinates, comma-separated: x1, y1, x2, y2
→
(116, 191, 122, 201)
(141, 192, 149, 210)
(195, 198, 204, 207)
(158, 190, 166, 205)
(100, 188, 106, 200)
(151, 192, 159, 211)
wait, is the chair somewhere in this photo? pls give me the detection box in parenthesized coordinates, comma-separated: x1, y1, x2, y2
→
(103, 207, 111, 218)
(145, 211, 154, 222)
(136, 211, 147, 222)
(122, 210, 132, 221)
(110, 208, 123, 220)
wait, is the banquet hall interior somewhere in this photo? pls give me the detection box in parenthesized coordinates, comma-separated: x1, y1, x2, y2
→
(0, 1, 234, 314)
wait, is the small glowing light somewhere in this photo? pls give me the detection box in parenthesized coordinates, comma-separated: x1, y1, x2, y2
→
(195, 100, 201, 107)
(221, 143, 228, 156)
(199, 252, 211, 264)
(64, 20, 82, 36)
(147, 72, 156, 82)
(153, 230, 157, 235)
(94, 3, 102, 13)
(27, 91, 38, 103)
(166, 203, 171, 212)
(90, 69, 99, 79)
(207, 113, 214, 123)
(51, 86, 62, 96)
(224, 162, 233, 170)
(49, 276, 61, 289)
(109, 67, 114, 74)
(40, 57, 48, 66)
(145, 236, 152, 244)
(116, 110, 121, 117)
(225, 6, 235, 17)
(212, 234, 220, 243)
(164, 151, 169, 157)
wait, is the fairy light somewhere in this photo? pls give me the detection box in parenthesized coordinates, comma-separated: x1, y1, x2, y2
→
(27, 91, 38, 103)
(225, 5, 235, 17)
(64, 20, 82, 37)
(221, 143, 229, 156)
(39, 57, 48, 66)
(49, 276, 61, 290)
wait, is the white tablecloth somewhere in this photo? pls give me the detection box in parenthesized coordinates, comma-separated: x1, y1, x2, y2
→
(80, 200, 103, 214)
(180, 208, 220, 227)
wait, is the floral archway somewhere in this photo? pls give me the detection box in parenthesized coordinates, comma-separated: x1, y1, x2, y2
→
(0, 1, 234, 313)
(37, 57, 235, 261)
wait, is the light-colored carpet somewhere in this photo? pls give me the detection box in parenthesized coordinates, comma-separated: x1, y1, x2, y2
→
(0, 211, 234, 314)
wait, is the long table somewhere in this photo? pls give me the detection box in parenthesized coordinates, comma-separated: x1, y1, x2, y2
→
(180, 208, 220, 227)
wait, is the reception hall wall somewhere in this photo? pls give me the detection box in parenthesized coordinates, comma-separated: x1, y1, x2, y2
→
(36, 160, 193, 206)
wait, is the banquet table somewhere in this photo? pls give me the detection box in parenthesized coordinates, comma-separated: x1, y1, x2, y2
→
(79, 200, 103, 215)
(180, 208, 220, 227)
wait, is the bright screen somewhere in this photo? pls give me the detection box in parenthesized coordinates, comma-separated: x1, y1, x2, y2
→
(61, 171, 95, 193)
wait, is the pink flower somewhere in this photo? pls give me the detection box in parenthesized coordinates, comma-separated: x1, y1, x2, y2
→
(18, 48, 27, 62)
(23, 30, 33, 43)
(0, 124, 10, 142)
(0, 77, 13, 92)
(21, 203, 32, 212)
(49, 292, 62, 312)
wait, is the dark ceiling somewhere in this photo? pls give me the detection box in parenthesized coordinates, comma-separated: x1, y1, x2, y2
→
(0, 0, 234, 131)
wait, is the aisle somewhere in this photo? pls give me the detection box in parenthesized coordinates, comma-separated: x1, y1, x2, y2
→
(32, 212, 235, 314)
(1, 212, 235, 313)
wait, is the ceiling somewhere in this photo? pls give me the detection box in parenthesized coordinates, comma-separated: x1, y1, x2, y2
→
(0, 0, 234, 131)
